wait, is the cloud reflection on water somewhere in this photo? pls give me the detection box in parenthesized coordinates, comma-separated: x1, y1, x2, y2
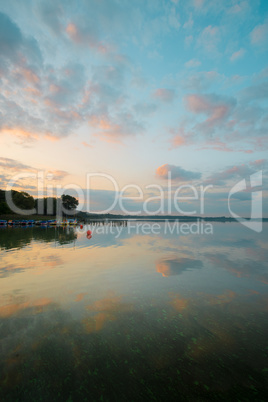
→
(156, 257, 203, 277)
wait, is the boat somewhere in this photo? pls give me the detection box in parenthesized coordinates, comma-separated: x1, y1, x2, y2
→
(68, 219, 77, 225)
(47, 219, 57, 226)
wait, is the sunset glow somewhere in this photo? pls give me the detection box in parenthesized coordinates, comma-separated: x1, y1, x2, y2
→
(0, 1, 267, 215)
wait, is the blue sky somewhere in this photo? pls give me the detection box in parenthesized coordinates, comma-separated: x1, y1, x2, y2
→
(0, 0, 267, 216)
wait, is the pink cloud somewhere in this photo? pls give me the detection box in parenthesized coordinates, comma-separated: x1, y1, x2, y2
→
(199, 138, 253, 154)
(20, 67, 40, 85)
(66, 23, 78, 40)
(205, 159, 266, 185)
(156, 164, 201, 181)
(250, 159, 267, 167)
(23, 87, 41, 97)
(186, 94, 211, 113)
(82, 141, 93, 148)
(88, 112, 143, 144)
(47, 170, 69, 180)
(185, 94, 234, 128)
(0, 127, 59, 143)
(153, 88, 175, 103)
(201, 139, 233, 152)
(65, 22, 109, 54)
(170, 127, 194, 149)
(172, 135, 187, 147)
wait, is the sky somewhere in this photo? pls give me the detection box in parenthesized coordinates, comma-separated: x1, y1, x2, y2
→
(0, 0, 267, 217)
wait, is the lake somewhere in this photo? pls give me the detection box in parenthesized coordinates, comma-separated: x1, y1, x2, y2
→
(0, 221, 267, 401)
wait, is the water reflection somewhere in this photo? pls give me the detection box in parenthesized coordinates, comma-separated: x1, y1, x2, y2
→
(0, 226, 77, 250)
(156, 257, 203, 277)
(205, 252, 268, 284)
(0, 222, 267, 400)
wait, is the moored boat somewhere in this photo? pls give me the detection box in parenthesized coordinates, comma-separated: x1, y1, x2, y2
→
(68, 219, 77, 225)
(48, 219, 57, 226)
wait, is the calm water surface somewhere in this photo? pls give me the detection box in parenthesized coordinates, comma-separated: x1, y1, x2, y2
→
(0, 222, 267, 401)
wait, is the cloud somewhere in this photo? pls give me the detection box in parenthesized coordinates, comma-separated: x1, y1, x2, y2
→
(156, 164, 201, 181)
(153, 88, 175, 103)
(240, 81, 268, 101)
(82, 141, 93, 148)
(0, 157, 34, 172)
(168, 7, 181, 30)
(0, 0, 267, 156)
(183, 12, 193, 30)
(0, 12, 42, 68)
(250, 21, 268, 46)
(184, 59, 201, 68)
(169, 66, 268, 152)
(228, 1, 250, 15)
(46, 170, 69, 180)
(134, 102, 158, 117)
(65, 22, 109, 54)
(182, 70, 224, 91)
(44, 62, 87, 108)
(0, 16, 143, 145)
(0, 157, 70, 192)
(185, 93, 235, 128)
(0, 9, 147, 145)
(185, 35, 193, 46)
(197, 25, 220, 54)
(37, 0, 63, 35)
(205, 159, 267, 186)
(0, 12, 23, 61)
(250, 159, 267, 168)
(199, 138, 253, 154)
(170, 127, 194, 148)
(88, 112, 144, 143)
(193, 0, 205, 9)
(230, 48, 245, 62)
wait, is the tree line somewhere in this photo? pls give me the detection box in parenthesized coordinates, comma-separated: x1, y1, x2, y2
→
(0, 189, 78, 216)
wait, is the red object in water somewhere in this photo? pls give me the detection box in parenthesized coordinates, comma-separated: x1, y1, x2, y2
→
(80, 224, 83, 229)
(87, 234, 92, 240)
(87, 230, 92, 236)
